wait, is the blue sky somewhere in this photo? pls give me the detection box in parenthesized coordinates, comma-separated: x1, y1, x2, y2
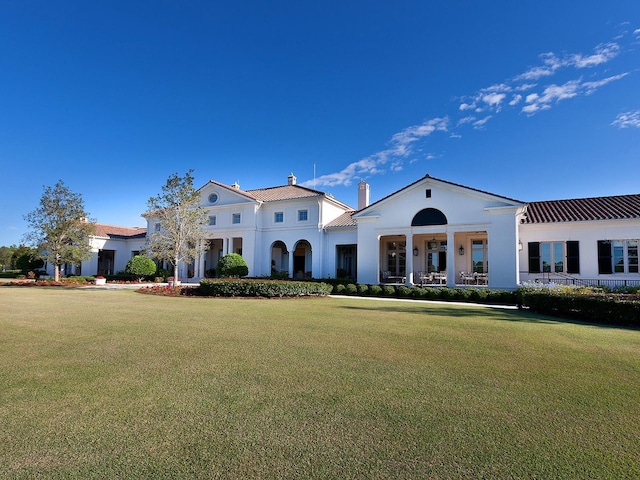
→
(1, 1, 639, 247)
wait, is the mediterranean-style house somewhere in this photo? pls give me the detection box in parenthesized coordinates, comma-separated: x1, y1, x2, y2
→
(46, 224, 147, 278)
(58, 172, 640, 290)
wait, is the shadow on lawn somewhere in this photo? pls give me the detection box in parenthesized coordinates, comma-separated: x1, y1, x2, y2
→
(338, 303, 639, 331)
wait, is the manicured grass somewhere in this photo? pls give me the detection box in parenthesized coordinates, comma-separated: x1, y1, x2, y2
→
(1, 288, 639, 478)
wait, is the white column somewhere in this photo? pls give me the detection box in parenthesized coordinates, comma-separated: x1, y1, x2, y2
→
(446, 231, 456, 287)
(288, 249, 294, 278)
(405, 233, 413, 286)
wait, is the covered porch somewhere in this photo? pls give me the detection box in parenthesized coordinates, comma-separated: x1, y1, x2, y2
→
(378, 231, 489, 287)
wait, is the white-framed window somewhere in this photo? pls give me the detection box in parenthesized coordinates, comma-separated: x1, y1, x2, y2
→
(541, 241, 564, 273)
(528, 241, 580, 274)
(425, 240, 446, 273)
(232, 213, 241, 224)
(274, 212, 284, 223)
(208, 192, 219, 204)
(154, 223, 161, 232)
(209, 215, 216, 226)
(471, 239, 488, 274)
(599, 239, 639, 274)
(298, 209, 308, 222)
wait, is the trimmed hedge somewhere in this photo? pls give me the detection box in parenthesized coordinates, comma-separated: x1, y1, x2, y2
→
(199, 279, 332, 298)
(329, 282, 519, 306)
(518, 290, 640, 327)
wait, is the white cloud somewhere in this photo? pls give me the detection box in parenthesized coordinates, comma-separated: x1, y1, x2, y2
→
(515, 52, 563, 81)
(514, 43, 620, 83)
(521, 73, 629, 115)
(459, 102, 474, 111)
(303, 117, 448, 187)
(634, 28, 640, 35)
(611, 110, 640, 128)
(509, 94, 522, 106)
(571, 42, 620, 68)
(482, 93, 506, 107)
(582, 73, 628, 93)
(457, 115, 476, 125)
(473, 116, 492, 129)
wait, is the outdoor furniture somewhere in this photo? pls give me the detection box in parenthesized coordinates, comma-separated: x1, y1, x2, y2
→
(381, 271, 406, 283)
(432, 272, 447, 285)
(475, 273, 488, 285)
(416, 271, 431, 286)
(460, 271, 476, 285)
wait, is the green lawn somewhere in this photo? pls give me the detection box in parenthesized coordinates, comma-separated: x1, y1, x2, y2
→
(1, 288, 639, 479)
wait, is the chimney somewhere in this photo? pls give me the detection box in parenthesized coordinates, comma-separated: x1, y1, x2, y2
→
(358, 180, 370, 210)
(288, 172, 297, 185)
(231, 181, 240, 190)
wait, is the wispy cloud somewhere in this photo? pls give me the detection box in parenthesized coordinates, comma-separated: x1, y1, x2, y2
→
(303, 30, 634, 188)
(303, 117, 448, 187)
(611, 110, 640, 128)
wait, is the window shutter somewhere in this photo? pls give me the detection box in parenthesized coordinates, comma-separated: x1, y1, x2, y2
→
(566, 241, 580, 274)
(528, 242, 540, 273)
(597, 241, 612, 274)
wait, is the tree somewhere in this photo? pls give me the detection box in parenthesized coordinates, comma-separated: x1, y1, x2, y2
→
(0, 245, 16, 271)
(23, 181, 96, 281)
(143, 170, 208, 281)
(125, 255, 157, 281)
(217, 253, 249, 277)
(13, 246, 44, 273)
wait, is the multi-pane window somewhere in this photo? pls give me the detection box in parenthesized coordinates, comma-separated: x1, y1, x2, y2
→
(472, 239, 488, 274)
(209, 215, 216, 226)
(528, 241, 580, 274)
(386, 241, 406, 277)
(298, 210, 308, 222)
(232, 213, 241, 224)
(425, 240, 446, 273)
(274, 212, 284, 223)
(599, 240, 639, 274)
(540, 241, 564, 273)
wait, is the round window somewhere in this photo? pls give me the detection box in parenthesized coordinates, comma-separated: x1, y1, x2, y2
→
(208, 193, 219, 204)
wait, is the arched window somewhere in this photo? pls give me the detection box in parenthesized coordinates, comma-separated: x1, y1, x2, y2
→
(411, 208, 447, 226)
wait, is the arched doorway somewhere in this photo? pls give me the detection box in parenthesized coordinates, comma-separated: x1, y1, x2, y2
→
(270, 240, 289, 277)
(293, 240, 312, 279)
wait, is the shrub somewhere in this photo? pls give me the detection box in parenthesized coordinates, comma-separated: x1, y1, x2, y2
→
(518, 289, 640, 327)
(368, 285, 383, 296)
(198, 279, 332, 298)
(397, 285, 412, 298)
(125, 255, 157, 280)
(217, 253, 249, 278)
(333, 284, 346, 294)
(382, 285, 397, 297)
(345, 284, 358, 295)
(357, 284, 369, 295)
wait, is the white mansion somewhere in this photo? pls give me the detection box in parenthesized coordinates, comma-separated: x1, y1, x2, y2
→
(67, 173, 640, 290)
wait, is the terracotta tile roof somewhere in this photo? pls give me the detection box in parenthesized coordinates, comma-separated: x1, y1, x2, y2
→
(325, 211, 357, 228)
(246, 185, 325, 202)
(94, 223, 147, 239)
(524, 194, 640, 223)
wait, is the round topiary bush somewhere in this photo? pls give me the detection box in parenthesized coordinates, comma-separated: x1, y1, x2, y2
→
(217, 253, 249, 278)
(125, 255, 157, 281)
(357, 284, 369, 295)
(382, 285, 397, 297)
(369, 285, 383, 296)
(345, 284, 358, 295)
